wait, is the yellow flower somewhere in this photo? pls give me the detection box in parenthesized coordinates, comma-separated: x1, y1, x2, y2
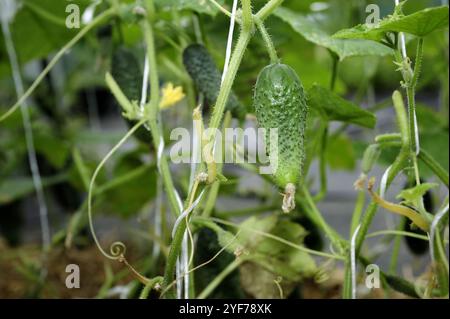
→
(159, 83, 185, 109)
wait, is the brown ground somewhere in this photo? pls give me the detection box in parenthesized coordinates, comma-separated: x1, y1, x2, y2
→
(0, 239, 134, 298)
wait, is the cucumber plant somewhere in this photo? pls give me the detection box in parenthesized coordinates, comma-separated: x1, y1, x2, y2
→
(0, 0, 448, 300)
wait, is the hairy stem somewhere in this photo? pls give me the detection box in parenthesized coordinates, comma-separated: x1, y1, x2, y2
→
(256, 19, 279, 63)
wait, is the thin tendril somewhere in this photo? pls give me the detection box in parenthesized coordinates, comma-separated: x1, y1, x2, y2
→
(88, 119, 146, 260)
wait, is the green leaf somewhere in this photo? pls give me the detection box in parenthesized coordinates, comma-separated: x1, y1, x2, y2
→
(396, 183, 438, 206)
(98, 151, 157, 218)
(334, 6, 449, 40)
(273, 7, 393, 61)
(307, 84, 377, 128)
(326, 134, 356, 170)
(0, 0, 91, 64)
(384, 274, 420, 298)
(33, 127, 70, 169)
(154, 0, 225, 16)
(0, 175, 66, 204)
(382, 5, 449, 37)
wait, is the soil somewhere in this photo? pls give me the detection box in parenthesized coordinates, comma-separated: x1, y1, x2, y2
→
(0, 239, 134, 298)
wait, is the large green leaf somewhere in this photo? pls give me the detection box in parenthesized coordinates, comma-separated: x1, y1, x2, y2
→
(0, 0, 91, 65)
(307, 84, 376, 128)
(333, 6, 449, 41)
(273, 7, 393, 61)
(154, 0, 225, 16)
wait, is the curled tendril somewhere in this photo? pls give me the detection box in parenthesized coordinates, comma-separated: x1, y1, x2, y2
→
(87, 119, 146, 261)
(110, 241, 126, 260)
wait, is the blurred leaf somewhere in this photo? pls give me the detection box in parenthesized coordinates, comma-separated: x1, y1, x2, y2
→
(334, 6, 449, 40)
(274, 7, 393, 61)
(154, 0, 224, 16)
(420, 131, 449, 177)
(0, 174, 66, 204)
(308, 84, 376, 128)
(416, 104, 447, 133)
(326, 134, 356, 170)
(98, 150, 157, 218)
(34, 129, 70, 169)
(239, 261, 296, 298)
(0, 0, 91, 64)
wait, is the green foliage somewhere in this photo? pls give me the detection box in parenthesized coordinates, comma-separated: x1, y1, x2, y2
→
(155, 0, 225, 16)
(307, 84, 376, 128)
(334, 5, 449, 41)
(274, 7, 393, 61)
(0, 0, 90, 66)
(397, 183, 438, 209)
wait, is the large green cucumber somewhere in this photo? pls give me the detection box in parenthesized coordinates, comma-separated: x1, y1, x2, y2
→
(253, 63, 308, 189)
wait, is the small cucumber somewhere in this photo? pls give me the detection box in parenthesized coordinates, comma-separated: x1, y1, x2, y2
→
(183, 44, 245, 120)
(111, 47, 150, 145)
(253, 63, 308, 198)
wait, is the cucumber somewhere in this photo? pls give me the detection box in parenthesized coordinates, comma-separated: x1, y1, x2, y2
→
(111, 47, 142, 102)
(253, 63, 308, 199)
(182, 44, 245, 120)
(111, 47, 150, 145)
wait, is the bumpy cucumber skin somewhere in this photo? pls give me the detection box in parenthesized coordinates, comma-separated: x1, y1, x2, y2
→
(111, 47, 142, 102)
(183, 44, 245, 120)
(111, 47, 151, 145)
(253, 63, 308, 188)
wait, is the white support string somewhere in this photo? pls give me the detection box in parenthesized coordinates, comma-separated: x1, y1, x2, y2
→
(140, 53, 150, 111)
(394, 0, 407, 59)
(350, 224, 362, 299)
(172, 190, 206, 238)
(380, 165, 392, 200)
(82, 0, 102, 25)
(429, 203, 449, 262)
(221, 0, 239, 84)
(1, 0, 50, 251)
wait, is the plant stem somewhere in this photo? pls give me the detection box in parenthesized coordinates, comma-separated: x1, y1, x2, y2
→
(207, 0, 232, 17)
(301, 185, 345, 250)
(418, 149, 449, 188)
(216, 204, 278, 218)
(355, 149, 408, 255)
(350, 191, 366, 236)
(206, 29, 252, 181)
(201, 112, 232, 217)
(255, 0, 284, 21)
(241, 0, 253, 31)
(330, 54, 339, 91)
(141, 18, 181, 218)
(0, 8, 116, 122)
(388, 218, 406, 275)
(256, 19, 279, 64)
(197, 258, 244, 299)
(314, 125, 328, 202)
